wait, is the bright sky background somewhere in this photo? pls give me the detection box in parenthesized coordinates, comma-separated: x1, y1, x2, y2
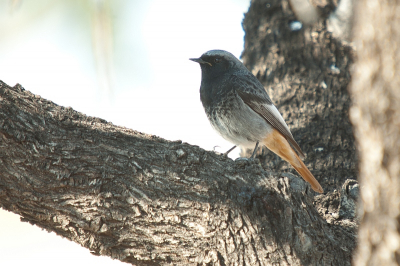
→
(0, 0, 250, 265)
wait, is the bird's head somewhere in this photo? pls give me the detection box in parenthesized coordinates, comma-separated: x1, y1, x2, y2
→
(190, 50, 246, 79)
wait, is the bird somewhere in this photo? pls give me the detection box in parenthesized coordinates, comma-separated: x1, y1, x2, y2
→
(190, 50, 323, 193)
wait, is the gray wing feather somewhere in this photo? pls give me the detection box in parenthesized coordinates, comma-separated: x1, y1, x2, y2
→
(236, 88, 306, 159)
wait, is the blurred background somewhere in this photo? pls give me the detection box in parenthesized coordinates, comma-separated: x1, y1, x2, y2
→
(0, 0, 250, 265)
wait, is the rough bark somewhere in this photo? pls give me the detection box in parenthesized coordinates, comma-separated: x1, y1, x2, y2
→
(351, 0, 400, 265)
(0, 79, 354, 265)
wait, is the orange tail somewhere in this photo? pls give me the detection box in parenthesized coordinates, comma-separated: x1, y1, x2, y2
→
(262, 129, 324, 193)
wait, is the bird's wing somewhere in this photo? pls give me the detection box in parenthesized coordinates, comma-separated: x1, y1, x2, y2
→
(235, 77, 305, 159)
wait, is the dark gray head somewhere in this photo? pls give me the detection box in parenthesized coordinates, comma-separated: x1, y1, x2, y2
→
(190, 50, 248, 79)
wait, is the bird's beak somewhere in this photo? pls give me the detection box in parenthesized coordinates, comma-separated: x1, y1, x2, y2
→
(190, 58, 212, 66)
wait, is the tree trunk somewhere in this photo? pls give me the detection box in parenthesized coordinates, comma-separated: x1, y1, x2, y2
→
(0, 0, 360, 265)
(242, 0, 357, 192)
(351, 0, 400, 265)
(241, 0, 358, 250)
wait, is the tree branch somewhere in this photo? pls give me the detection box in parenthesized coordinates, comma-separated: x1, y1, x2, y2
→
(0, 81, 354, 265)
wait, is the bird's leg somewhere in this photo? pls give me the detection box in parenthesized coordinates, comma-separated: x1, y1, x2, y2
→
(250, 141, 260, 158)
(224, 145, 237, 156)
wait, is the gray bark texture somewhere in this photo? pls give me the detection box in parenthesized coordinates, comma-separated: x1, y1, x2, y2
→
(0, 0, 360, 265)
(0, 80, 354, 265)
(351, 0, 400, 265)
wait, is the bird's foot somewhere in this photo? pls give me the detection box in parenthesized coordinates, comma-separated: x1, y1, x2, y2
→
(250, 141, 260, 159)
(223, 145, 237, 157)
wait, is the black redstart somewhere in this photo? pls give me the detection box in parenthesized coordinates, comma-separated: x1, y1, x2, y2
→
(190, 50, 323, 193)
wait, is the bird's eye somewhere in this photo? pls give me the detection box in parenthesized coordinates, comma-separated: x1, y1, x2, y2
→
(214, 58, 221, 64)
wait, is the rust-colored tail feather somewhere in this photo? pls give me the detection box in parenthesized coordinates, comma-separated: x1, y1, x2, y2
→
(262, 129, 324, 193)
(290, 150, 324, 193)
